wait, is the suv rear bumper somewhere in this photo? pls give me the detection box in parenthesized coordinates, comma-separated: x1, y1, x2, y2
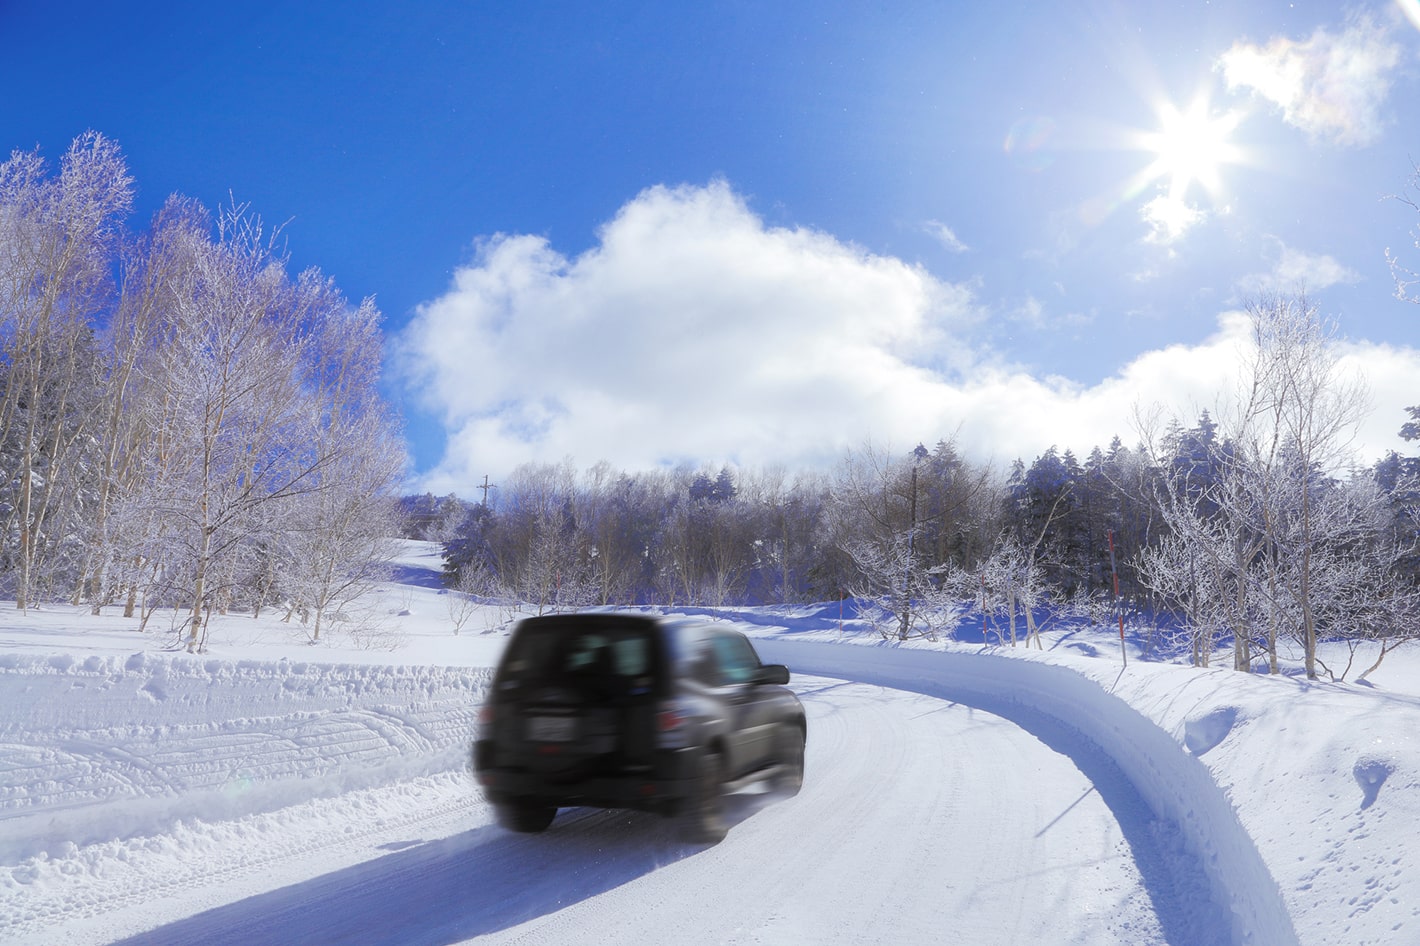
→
(472, 741, 700, 812)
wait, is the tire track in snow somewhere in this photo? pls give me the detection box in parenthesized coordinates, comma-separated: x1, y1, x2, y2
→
(0, 774, 483, 945)
(0, 655, 489, 864)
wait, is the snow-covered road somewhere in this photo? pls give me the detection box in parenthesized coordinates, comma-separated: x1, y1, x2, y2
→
(63, 676, 1174, 946)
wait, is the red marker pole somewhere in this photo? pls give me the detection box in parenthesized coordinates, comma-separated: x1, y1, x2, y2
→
(1107, 530, 1127, 667)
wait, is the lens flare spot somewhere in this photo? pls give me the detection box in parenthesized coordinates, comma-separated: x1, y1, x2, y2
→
(1004, 116, 1058, 172)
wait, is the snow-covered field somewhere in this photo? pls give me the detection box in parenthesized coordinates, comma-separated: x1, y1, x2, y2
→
(1, 541, 1416, 945)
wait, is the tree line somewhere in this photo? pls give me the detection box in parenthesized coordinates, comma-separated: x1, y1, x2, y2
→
(0, 133, 403, 650)
(427, 296, 1419, 680)
(8, 134, 1417, 676)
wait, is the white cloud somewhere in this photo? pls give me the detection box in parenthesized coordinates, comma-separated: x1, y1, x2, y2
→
(1337, 337, 1420, 462)
(924, 220, 969, 253)
(1218, 13, 1401, 146)
(945, 312, 1418, 471)
(394, 181, 982, 489)
(1140, 195, 1205, 244)
(1237, 242, 1360, 294)
(393, 183, 1420, 493)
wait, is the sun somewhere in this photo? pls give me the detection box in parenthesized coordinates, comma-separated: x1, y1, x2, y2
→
(1139, 95, 1243, 202)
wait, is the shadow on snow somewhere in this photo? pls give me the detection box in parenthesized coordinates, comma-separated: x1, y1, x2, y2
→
(110, 796, 780, 946)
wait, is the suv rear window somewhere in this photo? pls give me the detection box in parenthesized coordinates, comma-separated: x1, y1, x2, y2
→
(498, 618, 660, 692)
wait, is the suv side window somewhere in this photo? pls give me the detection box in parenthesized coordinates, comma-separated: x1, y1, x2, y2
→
(687, 635, 720, 687)
(611, 636, 649, 675)
(710, 632, 760, 686)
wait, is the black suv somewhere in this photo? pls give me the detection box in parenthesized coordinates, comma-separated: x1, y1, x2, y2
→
(472, 613, 805, 843)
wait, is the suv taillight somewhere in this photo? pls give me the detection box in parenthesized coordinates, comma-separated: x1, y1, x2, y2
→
(656, 700, 691, 749)
(477, 704, 495, 739)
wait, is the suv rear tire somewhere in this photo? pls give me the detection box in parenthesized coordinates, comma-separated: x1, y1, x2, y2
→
(775, 724, 805, 796)
(681, 749, 728, 844)
(494, 800, 557, 833)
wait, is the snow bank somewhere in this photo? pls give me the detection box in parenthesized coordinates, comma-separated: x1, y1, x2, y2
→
(0, 651, 490, 864)
(1098, 660, 1420, 946)
(747, 630, 1420, 946)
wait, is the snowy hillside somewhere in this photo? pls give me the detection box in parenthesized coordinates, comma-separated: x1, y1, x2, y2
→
(1, 541, 1417, 945)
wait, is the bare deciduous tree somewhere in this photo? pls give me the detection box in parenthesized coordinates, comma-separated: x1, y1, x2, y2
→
(0, 133, 132, 609)
(828, 441, 994, 640)
(105, 202, 401, 651)
(1137, 294, 1377, 676)
(1238, 294, 1368, 677)
(1386, 162, 1420, 303)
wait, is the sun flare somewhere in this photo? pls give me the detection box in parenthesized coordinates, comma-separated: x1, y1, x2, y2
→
(1139, 96, 1243, 201)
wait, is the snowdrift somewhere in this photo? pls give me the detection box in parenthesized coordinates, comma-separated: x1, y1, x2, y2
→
(0, 651, 489, 864)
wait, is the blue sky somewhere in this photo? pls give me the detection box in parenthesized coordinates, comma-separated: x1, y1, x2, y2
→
(5, 1, 1420, 492)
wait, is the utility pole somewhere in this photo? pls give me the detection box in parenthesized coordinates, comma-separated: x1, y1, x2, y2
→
(477, 475, 496, 508)
(899, 463, 918, 641)
(1108, 530, 1127, 667)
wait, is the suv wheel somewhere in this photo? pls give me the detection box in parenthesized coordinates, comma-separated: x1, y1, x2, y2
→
(775, 724, 805, 796)
(494, 800, 557, 833)
(681, 749, 728, 844)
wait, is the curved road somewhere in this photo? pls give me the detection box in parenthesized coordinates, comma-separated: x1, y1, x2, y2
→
(111, 675, 1183, 946)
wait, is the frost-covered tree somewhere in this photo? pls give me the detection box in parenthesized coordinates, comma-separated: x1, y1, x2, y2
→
(828, 443, 925, 638)
(105, 202, 401, 650)
(736, 466, 827, 605)
(1387, 162, 1420, 303)
(482, 461, 597, 614)
(1301, 473, 1420, 681)
(657, 479, 705, 606)
(79, 197, 206, 614)
(828, 441, 993, 639)
(1137, 295, 1374, 675)
(1136, 411, 1269, 669)
(1004, 447, 1089, 596)
(951, 534, 1045, 647)
(1238, 295, 1368, 677)
(267, 289, 404, 641)
(700, 474, 755, 608)
(578, 467, 664, 606)
(1137, 480, 1257, 668)
(135, 206, 315, 646)
(442, 502, 496, 587)
(0, 133, 132, 609)
(0, 134, 403, 643)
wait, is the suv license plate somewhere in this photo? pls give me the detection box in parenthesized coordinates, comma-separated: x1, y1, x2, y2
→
(527, 716, 577, 742)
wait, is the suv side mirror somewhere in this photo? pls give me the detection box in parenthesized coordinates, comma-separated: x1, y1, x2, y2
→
(753, 664, 790, 685)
